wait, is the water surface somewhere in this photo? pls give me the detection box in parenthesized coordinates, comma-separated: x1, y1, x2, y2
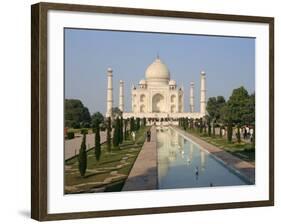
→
(157, 128, 249, 189)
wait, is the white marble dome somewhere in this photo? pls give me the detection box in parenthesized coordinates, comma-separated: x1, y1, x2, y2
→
(145, 57, 170, 81)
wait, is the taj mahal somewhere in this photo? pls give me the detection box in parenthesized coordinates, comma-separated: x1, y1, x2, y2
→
(105, 56, 207, 123)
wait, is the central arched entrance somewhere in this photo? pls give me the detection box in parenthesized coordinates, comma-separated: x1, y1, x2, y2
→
(152, 93, 164, 113)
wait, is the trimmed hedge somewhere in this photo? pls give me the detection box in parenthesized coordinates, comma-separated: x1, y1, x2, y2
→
(67, 132, 75, 139)
(80, 129, 88, 135)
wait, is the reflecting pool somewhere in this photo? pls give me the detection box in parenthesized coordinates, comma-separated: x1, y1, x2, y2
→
(157, 128, 250, 189)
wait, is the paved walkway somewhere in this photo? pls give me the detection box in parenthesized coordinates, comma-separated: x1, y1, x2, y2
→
(64, 131, 108, 160)
(172, 126, 255, 184)
(122, 127, 158, 191)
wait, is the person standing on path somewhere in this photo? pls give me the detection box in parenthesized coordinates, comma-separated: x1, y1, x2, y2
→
(146, 130, 151, 142)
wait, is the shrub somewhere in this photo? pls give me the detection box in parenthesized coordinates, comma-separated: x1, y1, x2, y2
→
(113, 117, 120, 147)
(95, 122, 101, 161)
(67, 132, 75, 139)
(80, 129, 88, 135)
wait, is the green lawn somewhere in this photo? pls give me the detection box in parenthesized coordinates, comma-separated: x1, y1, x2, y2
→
(185, 128, 255, 163)
(64, 126, 149, 194)
(66, 127, 92, 134)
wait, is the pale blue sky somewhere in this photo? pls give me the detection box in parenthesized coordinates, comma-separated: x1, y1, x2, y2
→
(65, 28, 255, 115)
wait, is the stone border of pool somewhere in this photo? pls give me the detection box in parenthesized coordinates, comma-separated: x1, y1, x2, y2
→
(171, 126, 255, 184)
(122, 126, 158, 191)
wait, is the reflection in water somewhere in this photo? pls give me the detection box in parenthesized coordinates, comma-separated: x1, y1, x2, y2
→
(201, 151, 206, 172)
(187, 143, 194, 166)
(157, 128, 249, 189)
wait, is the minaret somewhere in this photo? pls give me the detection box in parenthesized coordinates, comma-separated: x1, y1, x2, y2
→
(119, 80, 124, 112)
(106, 68, 113, 118)
(200, 71, 206, 115)
(189, 82, 195, 113)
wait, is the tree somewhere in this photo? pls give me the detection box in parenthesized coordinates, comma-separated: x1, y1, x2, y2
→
(124, 118, 128, 140)
(113, 117, 120, 147)
(78, 134, 87, 177)
(65, 99, 91, 128)
(190, 118, 194, 129)
(183, 118, 187, 130)
(222, 87, 253, 143)
(207, 117, 211, 137)
(203, 122, 207, 134)
(227, 122, 233, 143)
(130, 117, 135, 133)
(106, 117, 111, 152)
(143, 117, 147, 127)
(242, 93, 255, 126)
(95, 121, 101, 161)
(91, 112, 104, 132)
(112, 107, 122, 120)
(219, 126, 223, 138)
(236, 126, 241, 143)
(199, 118, 203, 133)
(207, 96, 226, 136)
(120, 117, 123, 144)
(136, 118, 141, 130)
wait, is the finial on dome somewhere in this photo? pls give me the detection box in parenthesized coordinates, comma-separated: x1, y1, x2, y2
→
(157, 52, 159, 59)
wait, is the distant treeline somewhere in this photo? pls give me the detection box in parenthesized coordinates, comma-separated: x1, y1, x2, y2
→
(65, 99, 92, 128)
(65, 99, 121, 130)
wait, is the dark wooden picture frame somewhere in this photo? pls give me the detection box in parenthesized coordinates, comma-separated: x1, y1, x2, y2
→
(31, 2, 274, 221)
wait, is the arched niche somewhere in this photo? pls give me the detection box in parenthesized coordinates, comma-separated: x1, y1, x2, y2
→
(152, 93, 164, 113)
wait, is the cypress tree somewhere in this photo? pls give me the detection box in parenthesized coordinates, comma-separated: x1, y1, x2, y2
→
(124, 118, 127, 140)
(143, 117, 146, 127)
(106, 117, 111, 152)
(113, 117, 120, 147)
(95, 121, 101, 161)
(78, 133, 87, 177)
(183, 118, 187, 130)
(120, 117, 123, 144)
(130, 117, 135, 133)
(199, 118, 203, 133)
(136, 118, 140, 130)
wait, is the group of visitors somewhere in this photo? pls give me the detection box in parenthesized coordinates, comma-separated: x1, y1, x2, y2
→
(242, 126, 254, 143)
(220, 126, 254, 143)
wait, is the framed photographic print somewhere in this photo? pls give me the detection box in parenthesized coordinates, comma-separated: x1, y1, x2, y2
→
(31, 2, 274, 221)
